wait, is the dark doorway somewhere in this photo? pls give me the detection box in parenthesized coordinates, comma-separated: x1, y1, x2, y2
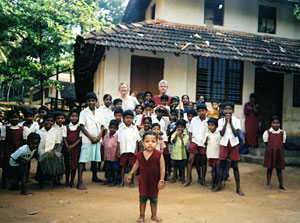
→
(130, 56, 164, 96)
(255, 68, 283, 134)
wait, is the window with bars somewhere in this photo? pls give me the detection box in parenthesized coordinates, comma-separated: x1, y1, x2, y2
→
(293, 75, 300, 107)
(204, 0, 224, 26)
(196, 57, 243, 104)
(258, 6, 276, 34)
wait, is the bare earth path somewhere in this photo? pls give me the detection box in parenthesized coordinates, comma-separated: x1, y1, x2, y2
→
(0, 162, 299, 223)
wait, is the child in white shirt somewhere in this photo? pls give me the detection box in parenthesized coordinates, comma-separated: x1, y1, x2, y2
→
(99, 94, 113, 130)
(213, 102, 244, 196)
(9, 133, 40, 195)
(117, 110, 140, 187)
(205, 118, 221, 190)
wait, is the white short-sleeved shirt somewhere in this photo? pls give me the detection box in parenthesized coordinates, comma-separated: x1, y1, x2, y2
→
(190, 116, 208, 147)
(1, 124, 26, 140)
(23, 122, 39, 140)
(9, 145, 35, 167)
(206, 131, 221, 159)
(99, 105, 113, 129)
(37, 127, 61, 158)
(62, 123, 80, 138)
(217, 116, 241, 147)
(118, 124, 140, 154)
(135, 114, 160, 127)
(263, 128, 286, 143)
(121, 96, 139, 111)
(79, 107, 105, 144)
(53, 124, 64, 144)
(155, 115, 169, 142)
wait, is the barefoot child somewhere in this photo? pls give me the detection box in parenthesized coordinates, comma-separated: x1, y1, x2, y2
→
(170, 119, 188, 184)
(205, 118, 221, 190)
(117, 110, 140, 187)
(102, 120, 119, 186)
(263, 115, 286, 190)
(127, 131, 165, 223)
(183, 103, 208, 187)
(213, 102, 244, 196)
(62, 109, 82, 188)
(9, 133, 40, 195)
(78, 92, 105, 190)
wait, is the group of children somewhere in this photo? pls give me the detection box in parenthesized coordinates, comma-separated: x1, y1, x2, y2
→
(0, 90, 287, 222)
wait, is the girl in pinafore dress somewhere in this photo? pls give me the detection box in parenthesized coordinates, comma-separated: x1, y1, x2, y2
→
(62, 110, 82, 188)
(127, 131, 165, 223)
(263, 115, 286, 190)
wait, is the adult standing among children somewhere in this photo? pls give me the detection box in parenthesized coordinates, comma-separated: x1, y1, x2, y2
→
(119, 82, 139, 111)
(244, 93, 259, 148)
(153, 80, 172, 106)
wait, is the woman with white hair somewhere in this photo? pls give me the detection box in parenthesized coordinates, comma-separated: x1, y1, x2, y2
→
(153, 80, 172, 106)
(118, 82, 139, 111)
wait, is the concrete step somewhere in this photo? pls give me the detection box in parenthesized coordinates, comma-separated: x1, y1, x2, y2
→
(248, 148, 300, 158)
(240, 154, 300, 166)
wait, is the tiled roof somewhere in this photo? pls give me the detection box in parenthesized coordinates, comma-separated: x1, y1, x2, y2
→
(74, 19, 300, 101)
(77, 20, 300, 71)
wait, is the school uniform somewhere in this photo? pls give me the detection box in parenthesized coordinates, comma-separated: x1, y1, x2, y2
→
(188, 116, 208, 155)
(99, 105, 113, 129)
(135, 114, 159, 127)
(79, 107, 105, 163)
(23, 122, 39, 140)
(263, 128, 286, 169)
(137, 149, 162, 203)
(53, 124, 64, 152)
(37, 127, 61, 158)
(102, 132, 119, 171)
(118, 124, 140, 166)
(62, 123, 81, 170)
(9, 145, 36, 180)
(217, 116, 241, 161)
(206, 131, 221, 167)
(37, 119, 45, 129)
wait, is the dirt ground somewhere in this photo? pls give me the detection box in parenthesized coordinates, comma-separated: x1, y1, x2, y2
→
(0, 161, 299, 223)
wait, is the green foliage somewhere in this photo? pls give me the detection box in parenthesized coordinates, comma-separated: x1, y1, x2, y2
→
(0, 0, 112, 102)
(97, 0, 127, 25)
(294, 3, 300, 20)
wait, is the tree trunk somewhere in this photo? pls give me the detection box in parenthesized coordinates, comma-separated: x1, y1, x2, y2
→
(40, 79, 44, 105)
(54, 68, 59, 111)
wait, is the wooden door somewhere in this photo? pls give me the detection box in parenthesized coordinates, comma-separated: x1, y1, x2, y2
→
(130, 56, 164, 96)
(255, 68, 283, 133)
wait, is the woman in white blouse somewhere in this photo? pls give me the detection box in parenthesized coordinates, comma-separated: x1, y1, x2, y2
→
(118, 82, 139, 111)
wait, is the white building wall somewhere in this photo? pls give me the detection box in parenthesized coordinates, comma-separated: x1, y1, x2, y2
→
(151, 0, 300, 39)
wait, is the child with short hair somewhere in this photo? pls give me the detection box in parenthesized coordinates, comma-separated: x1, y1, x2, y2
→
(37, 106, 49, 129)
(114, 108, 123, 125)
(1, 110, 25, 189)
(208, 100, 219, 119)
(134, 104, 144, 124)
(160, 95, 170, 110)
(102, 119, 119, 186)
(205, 118, 221, 190)
(22, 109, 39, 141)
(137, 93, 144, 105)
(263, 116, 286, 190)
(9, 132, 40, 195)
(117, 110, 140, 187)
(53, 111, 65, 153)
(213, 102, 244, 196)
(151, 123, 167, 153)
(144, 91, 153, 102)
(138, 117, 152, 151)
(77, 92, 105, 190)
(36, 114, 62, 187)
(185, 109, 197, 133)
(127, 131, 165, 223)
(99, 94, 113, 129)
(170, 119, 188, 184)
(183, 103, 208, 187)
(62, 109, 82, 188)
(113, 98, 123, 110)
(136, 102, 159, 130)
(170, 96, 180, 110)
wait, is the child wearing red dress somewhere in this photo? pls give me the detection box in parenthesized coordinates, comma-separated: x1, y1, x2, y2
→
(263, 115, 286, 190)
(62, 109, 82, 188)
(127, 131, 165, 223)
(1, 110, 25, 189)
